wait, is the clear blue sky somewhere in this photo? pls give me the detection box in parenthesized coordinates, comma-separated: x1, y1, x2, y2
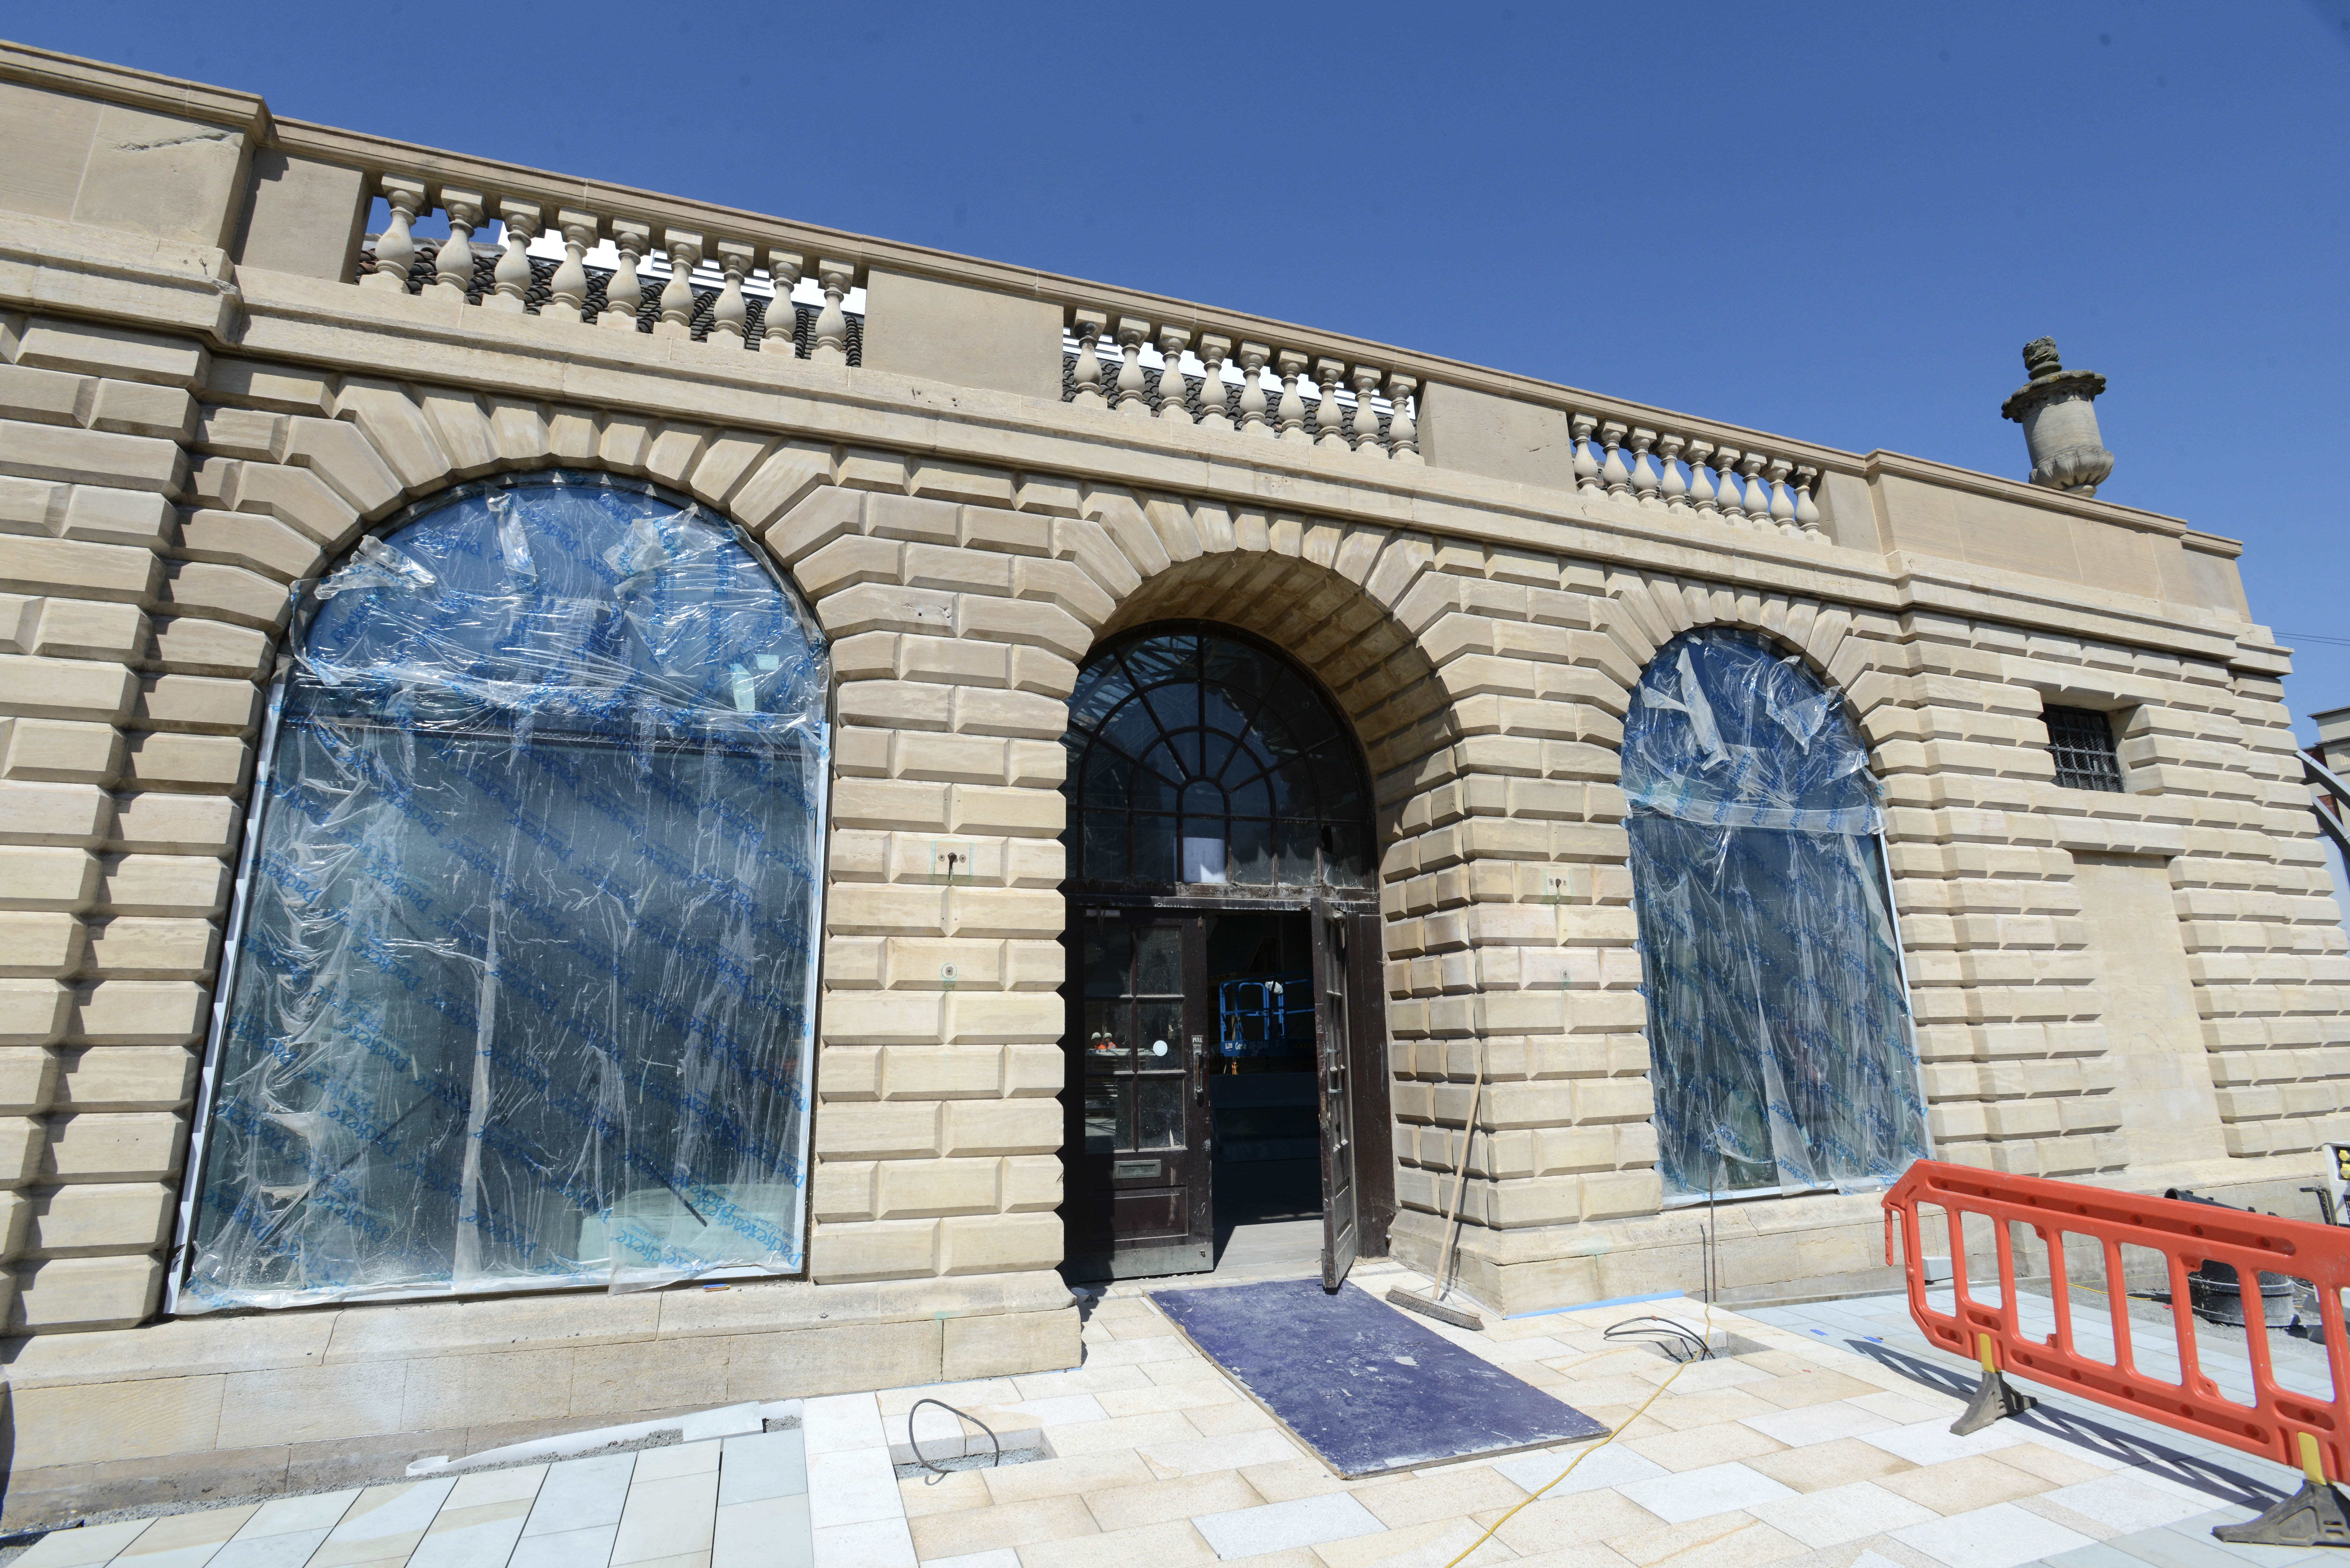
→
(21, 4, 2348, 733)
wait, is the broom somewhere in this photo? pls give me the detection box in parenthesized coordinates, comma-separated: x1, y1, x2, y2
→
(1387, 1043, 1485, 1330)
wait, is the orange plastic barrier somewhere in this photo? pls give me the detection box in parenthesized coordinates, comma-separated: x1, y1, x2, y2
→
(1883, 1159, 2350, 1485)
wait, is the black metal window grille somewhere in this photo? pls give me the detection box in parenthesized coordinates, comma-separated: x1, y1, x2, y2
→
(2045, 705, 2125, 791)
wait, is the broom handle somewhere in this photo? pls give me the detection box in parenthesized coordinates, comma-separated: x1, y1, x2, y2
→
(1437, 1044, 1484, 1297)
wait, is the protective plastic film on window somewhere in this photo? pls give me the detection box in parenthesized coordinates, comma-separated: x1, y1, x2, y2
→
(1623, 629, 1928, 1200)
(178, 471, 829, 1312)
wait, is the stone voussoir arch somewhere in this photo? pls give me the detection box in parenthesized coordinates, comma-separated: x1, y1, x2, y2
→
(1591, 567, 1909, 741)
(189, 373, 852, 672)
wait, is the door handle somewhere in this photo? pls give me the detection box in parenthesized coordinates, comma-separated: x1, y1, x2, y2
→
(1192, 1033, 1205, 1099)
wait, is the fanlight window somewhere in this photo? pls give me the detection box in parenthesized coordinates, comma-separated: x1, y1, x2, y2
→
(178, 471, 829, 1312)
(1064, 629, 1372, 890)
(1622, 628, 1929, 1199)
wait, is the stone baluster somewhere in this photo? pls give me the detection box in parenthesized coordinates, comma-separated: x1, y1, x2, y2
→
(1711, 447, 1747, 522)
(1196, 335, 1233, 428)
(1737, 452, 1770, 529)
(1628, 428, 1662, 507)
(364, 179, 426, 293)
(761, 250, 803, 355)
(432, 188, 483, 301)
(1599, 422, 1632, 499)
(1236, 343, 1271, 435)
(1313, 359, 1348, 448)
(601, 222, 649, 331)
(1113, 318, 1152, 416)
(711, 243, 754, 345)
(1349, 365, 1385, 454)
(1657, 433, 1688, 514)
(657, 230, 702, 338)
(488, 202, 541, 313)
(1386, 374, 1420, 463)
(1155, 327, 1193, 421)
(1793, 466, 1825, 536)
(1685, 440, 1718, 516)
(1070, 311, 1107, 408)
(811, 259, 854, 365)
(1571, 414, 1602, 495)
(1765, 458, 1797, 531)
(547, 209, 596, 323)
(1276, 351, 1311, 441)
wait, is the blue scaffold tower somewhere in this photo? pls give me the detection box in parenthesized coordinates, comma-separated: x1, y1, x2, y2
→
(1217, 973, 1315, 1060)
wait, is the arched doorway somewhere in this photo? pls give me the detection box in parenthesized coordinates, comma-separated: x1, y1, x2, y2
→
(1058, 625, 1391, 1286)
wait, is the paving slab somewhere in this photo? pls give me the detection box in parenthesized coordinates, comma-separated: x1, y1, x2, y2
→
(7, 1282, 2324, 1568)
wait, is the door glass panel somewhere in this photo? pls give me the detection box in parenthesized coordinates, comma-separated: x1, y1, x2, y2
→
(1084, 928, 1131, 996)
(1135, 1076, 1185, 1149)
(1085, 1081, 1123, 1151)
(1083, 998, 1130, 1071)
(1136, 999, 1184, 1060)
(1135, 928, 1183, 994)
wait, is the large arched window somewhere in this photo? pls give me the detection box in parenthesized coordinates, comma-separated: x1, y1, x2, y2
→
(177, 471, 829, 1311)
(1623, 628, 1928, 1199)
(1064, 627, 1372, 891)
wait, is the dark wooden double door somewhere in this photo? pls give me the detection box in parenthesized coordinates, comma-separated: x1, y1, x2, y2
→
(1061, 902, 1389, 1288)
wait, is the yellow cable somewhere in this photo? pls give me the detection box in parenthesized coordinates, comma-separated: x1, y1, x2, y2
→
(1440, 1298, 1717, 1568)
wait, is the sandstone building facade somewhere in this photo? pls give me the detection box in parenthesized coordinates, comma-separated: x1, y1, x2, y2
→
(1, 41, 2346, 1525)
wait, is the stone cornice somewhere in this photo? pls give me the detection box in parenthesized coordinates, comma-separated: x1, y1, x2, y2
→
(1860, 449, 2202, 544)
(0, 215, 2281, 675)
(0, 43, 2244, 557)
(0, 38, 272, 144)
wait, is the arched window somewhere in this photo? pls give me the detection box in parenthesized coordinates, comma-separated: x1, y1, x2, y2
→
(1064, 627, 1372, 890)
(178, 472, 829, 1311)
(1623, 628, 1928, 1199)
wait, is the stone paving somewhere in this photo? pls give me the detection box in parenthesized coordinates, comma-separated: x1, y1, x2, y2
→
(1742, 1293, 2330, 1568)
(10, 1258, 2337, 1568)
(7, 1423, 815, 1568)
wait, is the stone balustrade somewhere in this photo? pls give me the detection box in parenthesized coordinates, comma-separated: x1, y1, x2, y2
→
(356, 177, 865, 362)
(1049, 312, 1829, 541)
(336, 166, 1846, 546)
(1061, 309, 1421, 463)
(1561, 411, 1828, 543)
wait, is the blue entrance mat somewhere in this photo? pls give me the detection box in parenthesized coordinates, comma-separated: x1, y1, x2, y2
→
(1148, 1278, 1608, 1476)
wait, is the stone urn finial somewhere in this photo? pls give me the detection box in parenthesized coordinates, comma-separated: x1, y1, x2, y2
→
(2001, 336, 2113, 497)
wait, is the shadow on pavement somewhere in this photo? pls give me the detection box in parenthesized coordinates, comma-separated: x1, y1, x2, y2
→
(1845, 1336, 2287, 1512)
